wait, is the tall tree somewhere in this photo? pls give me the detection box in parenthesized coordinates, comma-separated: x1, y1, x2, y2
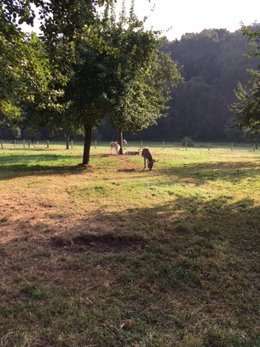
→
(62, 30, 113, 164)
(102, 2, 182, 153)
(1, 0, 118, 162)
(46, 1, 181, 163)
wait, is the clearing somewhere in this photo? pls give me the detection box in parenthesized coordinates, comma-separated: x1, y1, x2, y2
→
(0, 142, 259, 346)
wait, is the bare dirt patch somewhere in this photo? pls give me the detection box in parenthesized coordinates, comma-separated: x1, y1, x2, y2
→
(51, 233, 146, 253)
(117, 168, 137, 172)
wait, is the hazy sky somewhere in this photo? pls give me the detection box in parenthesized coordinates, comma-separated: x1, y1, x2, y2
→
(22, 0, 259, 40)
(129, 0, 260, 40)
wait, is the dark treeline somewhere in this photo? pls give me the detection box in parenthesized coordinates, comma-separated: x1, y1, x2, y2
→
(1, 26, 258, 143)
(100, 27, 258, 142)
(163, 28, 258, 141)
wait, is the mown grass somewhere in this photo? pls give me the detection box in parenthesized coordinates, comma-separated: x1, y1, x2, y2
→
(0, 142, 259, 346)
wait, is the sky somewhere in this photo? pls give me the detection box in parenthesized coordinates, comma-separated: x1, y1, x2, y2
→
(128, 0, 260, 41)
(22, 0, 260, 41)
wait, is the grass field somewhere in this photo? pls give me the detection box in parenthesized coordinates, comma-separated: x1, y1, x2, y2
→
(0, 142, 259, 347)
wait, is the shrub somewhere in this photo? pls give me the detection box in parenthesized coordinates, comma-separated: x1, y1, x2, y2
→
(181, 136, 194, 147)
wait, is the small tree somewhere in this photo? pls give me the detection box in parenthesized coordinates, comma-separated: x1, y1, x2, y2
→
(181, 136, 194, 147)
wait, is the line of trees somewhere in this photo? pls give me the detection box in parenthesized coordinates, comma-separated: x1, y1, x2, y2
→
(1, 2, 259, 155)
(126, 26, 259, 143)
(0, 0, 182, 163)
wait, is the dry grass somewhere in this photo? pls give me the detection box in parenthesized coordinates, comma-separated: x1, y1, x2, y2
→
(0, 143, 259, 346)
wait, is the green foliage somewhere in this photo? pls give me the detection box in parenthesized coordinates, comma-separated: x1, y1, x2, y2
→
(231, 26, 260, 136)
(0, 0, 119, 163)
(1, 2, 259, 145)
(39, 1, 181, 162)
(232, 76, 260, 135)
(0, 22, 55, 131)
(102, 4, 182, 134)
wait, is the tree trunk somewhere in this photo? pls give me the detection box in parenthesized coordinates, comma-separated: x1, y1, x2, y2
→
(65, 135, 70, 150)
(117, 128, 123, 155)
(82, 125, 92, 165)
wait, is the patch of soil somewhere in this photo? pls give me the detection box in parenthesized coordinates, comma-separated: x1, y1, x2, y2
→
(117, 168, 136, 172)
(51, 233, 146, 253)
(96, 154, 111, 158)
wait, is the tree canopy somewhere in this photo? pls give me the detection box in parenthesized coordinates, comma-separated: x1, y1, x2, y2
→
(1, 0, 181, 163)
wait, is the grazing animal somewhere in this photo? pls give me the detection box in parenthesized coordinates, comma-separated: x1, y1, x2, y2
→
(141, 147, 155, 170)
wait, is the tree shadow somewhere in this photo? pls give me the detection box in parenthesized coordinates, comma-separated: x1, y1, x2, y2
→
(0, 195, 259, 345)
(0, 153, 85, 180)
(1, 195, 258, 264)
(157, 161, 260, 184)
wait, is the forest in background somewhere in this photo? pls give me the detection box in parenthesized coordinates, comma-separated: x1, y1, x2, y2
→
(1, 25, 258, 143)
(100, 26, 258, 142)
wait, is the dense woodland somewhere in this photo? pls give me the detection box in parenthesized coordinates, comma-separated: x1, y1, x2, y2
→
(19, 26, 256, 143)
(113, 27, 258, 142)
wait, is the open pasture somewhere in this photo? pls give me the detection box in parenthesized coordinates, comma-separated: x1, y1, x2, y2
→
(0, 143, 259, 346)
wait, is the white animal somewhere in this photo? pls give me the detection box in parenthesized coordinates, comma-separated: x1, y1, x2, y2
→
(110, 139, 127, 155)
(110, 142, 121, 155)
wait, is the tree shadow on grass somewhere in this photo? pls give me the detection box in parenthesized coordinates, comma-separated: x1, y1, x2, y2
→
(0, 153, 86, 180)
(0, 196, 259, 345)
(156, 161, 260, 184)
(48, 195, 259, 339)
(75, 195, 259, 256)
(2, 195, 259, 273)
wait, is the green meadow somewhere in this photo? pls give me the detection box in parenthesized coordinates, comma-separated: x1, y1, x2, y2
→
(0, 142, 259, 347)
